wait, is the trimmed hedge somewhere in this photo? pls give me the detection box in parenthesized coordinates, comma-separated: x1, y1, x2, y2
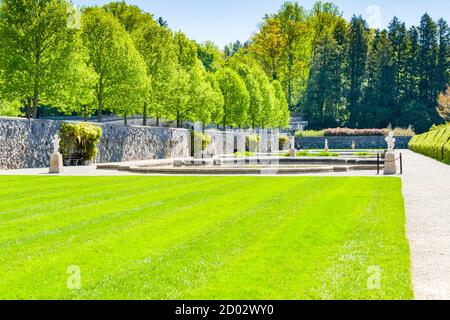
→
(409, 124, 450, 164)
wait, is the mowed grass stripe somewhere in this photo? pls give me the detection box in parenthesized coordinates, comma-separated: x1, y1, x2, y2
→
(0, 176, 412, 300)
(1, 177, 303, 299)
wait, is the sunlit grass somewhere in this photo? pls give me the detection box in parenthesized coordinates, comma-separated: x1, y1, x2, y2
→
(0, 176, 412, 300)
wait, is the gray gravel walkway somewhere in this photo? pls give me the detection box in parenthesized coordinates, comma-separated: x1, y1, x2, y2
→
(402, 150, 450, 300)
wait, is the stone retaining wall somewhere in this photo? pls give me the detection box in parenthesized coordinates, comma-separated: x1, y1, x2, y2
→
(0, 117, 192, 169)
(295, 136, 412, 150)
(0, 117, 282, 169)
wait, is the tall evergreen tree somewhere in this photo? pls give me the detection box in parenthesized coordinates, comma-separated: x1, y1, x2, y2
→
(363, 30, 396, 128)
(388, 17, 408, 118)
(437, 18, 450, 93)
(346, 15, 369, 127)
(418, 13, 439, 127)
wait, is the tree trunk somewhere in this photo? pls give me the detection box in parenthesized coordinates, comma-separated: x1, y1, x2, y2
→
(143, 100, 147, 126)
(32, 86, 39, 119)
(177, 111, 181, 128)
(25, 98, 32, 119)
(83, 105, 88, 122)
(97, 80, 104, 122)
(156, 117, 160, 127)
(124, 114, 128, 126)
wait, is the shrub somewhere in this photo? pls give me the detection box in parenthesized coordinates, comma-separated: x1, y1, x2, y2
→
(392, 126, 416, 137)
(193, 132, 212, 151)
(324, 128, 386, 136)
(246, 135, 260, 151)
(430, 123, 450, 131)
(295, 130, 324, 137)
(409, 124, 450, 163)
(279, 135, 290, 150)
(60, 123, 102, 162)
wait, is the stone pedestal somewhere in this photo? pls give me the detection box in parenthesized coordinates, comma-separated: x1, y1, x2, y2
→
(289, 148, 297, 157)
(49, 153, 64, 174)
(384, 152, 397, 175)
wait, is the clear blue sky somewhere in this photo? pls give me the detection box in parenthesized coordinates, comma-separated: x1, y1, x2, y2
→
(73, 0, 450, 48)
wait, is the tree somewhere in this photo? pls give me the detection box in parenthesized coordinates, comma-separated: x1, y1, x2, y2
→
(168, 32, 199, 127)
(363, 30, 396, 128)
(388, 17, 408, 117)
(0, 0, 91, 118)
(250, 18, 286, 80)
(216, 68, 250, 129)
(81, 7, 148, 123)
(346, 15, 370, 127)
(276, 1, 309, 109)
(437, 19, 450, 93)
(304, 34, 344, 128)
(272, 80, 290, 128)
(133, 20, 177, 126)
(207, 73, 225, 127)
(174, 32, 198, 71)
(233, 63, 263, 128)
(437, 87, 450, 122)
(189, 63, 224, 130)
(103, 1, 154, 33)
(418, 14, 439, 125)
(253, 67, 276, 128)
(197, 41, 224, 72)
(308, 1, 343, 53)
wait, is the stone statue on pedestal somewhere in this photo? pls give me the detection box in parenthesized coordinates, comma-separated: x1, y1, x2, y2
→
(385, 132, 396, 153)
(384, 132, 397, 175)
(324, 139, 329, 152)
(49, 134, 64, 174)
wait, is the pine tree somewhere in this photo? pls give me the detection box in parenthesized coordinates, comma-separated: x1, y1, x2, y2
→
(388, 17, 408, 119)
(363, 30, 395, 128)
(437, 19, 450, 93)
(418, 13, 440, 127)
(346, 15, 369, 127)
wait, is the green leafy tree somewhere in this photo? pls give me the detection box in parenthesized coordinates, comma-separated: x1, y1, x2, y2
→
(216, 68, 250, 129)
(197, 41, 224, 72)
(253, 67, 276, 128)
(207, 73, 225, 127)
(233, 64, 263, 128)
(272, 80, 290, 128)
(189, 63, 224, 130)
(103, 1, 154, 33)
(0, 0, 91, 118)
(133, 20, 177, 126)
(81, 7, 148, 123)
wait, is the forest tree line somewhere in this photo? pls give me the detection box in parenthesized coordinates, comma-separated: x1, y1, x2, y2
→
(0, 1, 449, 133)
(0, 0, 289, 130)
(236, 1, 449, 133)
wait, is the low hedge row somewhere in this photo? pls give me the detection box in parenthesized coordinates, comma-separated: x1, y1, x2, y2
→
(408, 124, 450, 164)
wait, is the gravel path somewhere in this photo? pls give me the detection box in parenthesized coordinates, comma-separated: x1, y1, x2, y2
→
(402, 150, 450, 300)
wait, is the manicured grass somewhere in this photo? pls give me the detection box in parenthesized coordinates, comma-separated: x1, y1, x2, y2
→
(0, 176, 413, 300)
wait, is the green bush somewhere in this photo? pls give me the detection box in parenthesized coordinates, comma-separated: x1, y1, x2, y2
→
(295, 130, 324, 137)
(60, 123, 102, 161)
(192, 132, 212, 152)
(409, 124, 450, 163)
(246, 135, 261, 151)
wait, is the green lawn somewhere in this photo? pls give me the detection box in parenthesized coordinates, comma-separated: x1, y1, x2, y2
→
(0, 176, 413, 300)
